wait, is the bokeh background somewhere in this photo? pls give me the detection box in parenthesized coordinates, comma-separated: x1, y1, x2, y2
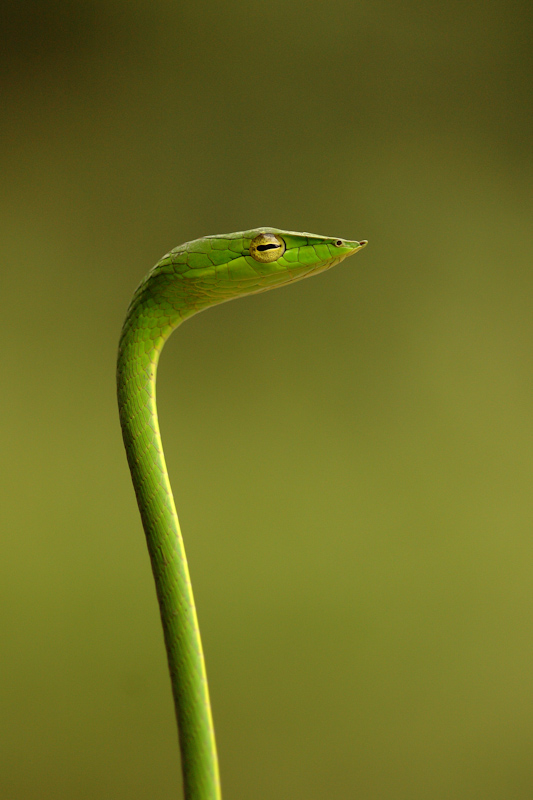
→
(1, 1, 532, 797)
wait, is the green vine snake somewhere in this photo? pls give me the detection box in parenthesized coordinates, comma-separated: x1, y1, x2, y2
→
(117, 228, 367, 799)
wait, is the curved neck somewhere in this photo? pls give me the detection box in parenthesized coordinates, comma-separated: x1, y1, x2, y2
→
(117, 297, 221, 800)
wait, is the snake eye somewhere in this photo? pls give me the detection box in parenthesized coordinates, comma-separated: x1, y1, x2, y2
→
(249, 233, 286, 263)
(334, 239, 343, 247)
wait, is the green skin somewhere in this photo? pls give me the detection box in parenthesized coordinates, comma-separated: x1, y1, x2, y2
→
(117, 228, 367, 799)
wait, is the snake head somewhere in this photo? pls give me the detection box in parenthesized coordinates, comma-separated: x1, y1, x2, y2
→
(193, 226, 365, 294)
(146, 227, 367, 321)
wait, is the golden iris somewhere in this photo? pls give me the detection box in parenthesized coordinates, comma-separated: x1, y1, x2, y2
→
(249, 233, 286, 263)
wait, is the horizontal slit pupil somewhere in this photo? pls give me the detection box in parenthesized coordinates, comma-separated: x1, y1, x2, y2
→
(257, 243, 280, 251)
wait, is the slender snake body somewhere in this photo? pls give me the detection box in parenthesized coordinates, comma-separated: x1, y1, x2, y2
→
(117, 228, 367, 799)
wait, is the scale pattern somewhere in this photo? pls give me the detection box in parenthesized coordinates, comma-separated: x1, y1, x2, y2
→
(116, 228, 366, 800)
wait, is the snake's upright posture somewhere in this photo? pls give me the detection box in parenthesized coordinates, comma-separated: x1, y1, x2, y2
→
(117, 228, 367, 800)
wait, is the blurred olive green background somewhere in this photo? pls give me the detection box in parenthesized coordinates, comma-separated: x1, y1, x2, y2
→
(1, 0, 532, 797)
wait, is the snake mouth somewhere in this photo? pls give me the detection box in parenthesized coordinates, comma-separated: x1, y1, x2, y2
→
(349, 240, 367, 253)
